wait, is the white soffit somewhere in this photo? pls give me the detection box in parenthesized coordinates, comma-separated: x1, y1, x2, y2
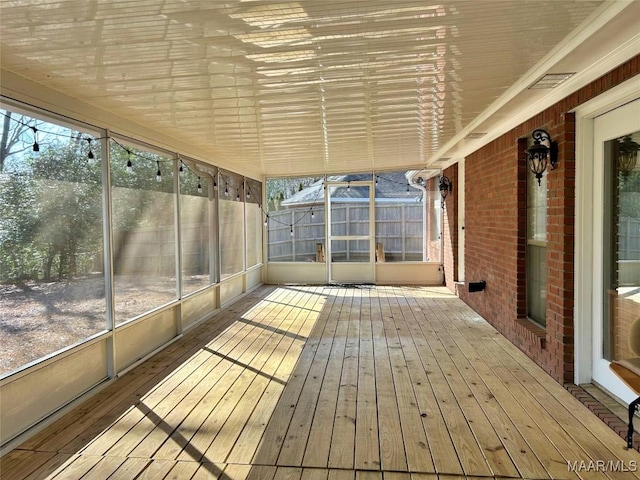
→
(0, 0, 634, 177)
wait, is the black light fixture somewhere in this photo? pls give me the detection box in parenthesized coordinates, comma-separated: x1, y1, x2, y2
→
(617, 135, 639, 174)
(526, 129, 557, 186)
(31, 126, 39, 152)
(439, 175, 452, 202)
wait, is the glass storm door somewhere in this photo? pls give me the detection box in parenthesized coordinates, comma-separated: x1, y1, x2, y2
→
(592, 98, 640, 400)
(327, 182, 375, 284)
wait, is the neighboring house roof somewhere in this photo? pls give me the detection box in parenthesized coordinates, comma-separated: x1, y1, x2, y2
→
(281, 172, 423, 207)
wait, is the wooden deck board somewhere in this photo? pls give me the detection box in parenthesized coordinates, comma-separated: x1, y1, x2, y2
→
(450, 297, 640, 477)
(3, 285, 640, 480)
(354, 291, 381, 471)
(301, 293, 350, 468)
(328, 288, 359, 470)
(371, 290, 408, 472)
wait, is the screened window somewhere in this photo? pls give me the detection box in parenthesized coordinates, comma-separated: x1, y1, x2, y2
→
(180, 162, 213, 295)
(266, 176, 325, 262)
(0, 108, 106, 376)
(526, 166, 547, 326)
(219, 169, 245, 278)
(375, 171, 425, 262)
(245, 178, 263, 268)
(110, 140, 177, 323)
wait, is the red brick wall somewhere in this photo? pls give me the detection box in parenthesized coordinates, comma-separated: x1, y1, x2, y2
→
(452, 55, 640, 383)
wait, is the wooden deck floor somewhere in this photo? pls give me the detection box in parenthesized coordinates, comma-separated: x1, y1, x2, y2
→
(2, 285, 640, 480)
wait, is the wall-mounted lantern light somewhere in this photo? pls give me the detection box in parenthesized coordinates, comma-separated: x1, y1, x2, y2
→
(618, 135, 639, 174)
(526, 129, 557, 186)
(439, 175, 452, 203)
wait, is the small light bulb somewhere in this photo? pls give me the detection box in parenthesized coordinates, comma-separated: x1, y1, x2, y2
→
(290, 226, 294, 237)
(126, 159, 133, 173)
(179, 163, 185, 177)
(197, 177, 202, 193)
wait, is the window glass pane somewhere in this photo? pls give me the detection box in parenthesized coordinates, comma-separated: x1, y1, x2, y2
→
(603, 133, 640, 361)
(266, 176, 324, 262)
(526, 166, 547, 326)
(526, 244, 547, 324)
(110, 140, 177, 324)
(0, 108, 106, 375)
(219, 170, 245, 278)
(374, 171, 425, 262)
(180, 163, 211, 295)
(527, 170, 547, 241)
(245, 178, 263, 268)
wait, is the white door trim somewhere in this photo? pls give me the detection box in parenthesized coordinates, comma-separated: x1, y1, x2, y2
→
(458, 159, 465, 282)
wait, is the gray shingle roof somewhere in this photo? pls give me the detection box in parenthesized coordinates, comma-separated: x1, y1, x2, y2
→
(281, 172, 423, 206)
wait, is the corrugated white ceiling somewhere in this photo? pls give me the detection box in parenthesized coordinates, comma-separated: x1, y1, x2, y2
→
(0, 0, 637, 178)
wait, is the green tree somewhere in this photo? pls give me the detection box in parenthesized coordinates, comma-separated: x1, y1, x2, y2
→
(0, 133, 103, 282)
(0, 174, 40, 281)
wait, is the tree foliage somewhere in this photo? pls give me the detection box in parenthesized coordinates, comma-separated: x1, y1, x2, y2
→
(0, 136, 104, 282)
(0, 115, 203, 283)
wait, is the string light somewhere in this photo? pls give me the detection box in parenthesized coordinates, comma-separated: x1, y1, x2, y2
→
(236, 192, 241, 201)
(31, 126, 39, 152)
(347, 181, 351, 192)
(224, 183, 229, 196)
(0, 111, 354, 231)
(264, 215, 269, 227)
(86, 138, 95, 165)
(126, 149, 133, 173)
(375, 175, 379, 186)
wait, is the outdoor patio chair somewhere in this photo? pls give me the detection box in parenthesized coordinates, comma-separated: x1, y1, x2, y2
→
(610, 317, 640, 449)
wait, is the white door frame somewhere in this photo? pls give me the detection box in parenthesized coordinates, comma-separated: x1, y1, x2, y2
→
(574, 78, 640, 402)
(326, 180, 375, 284)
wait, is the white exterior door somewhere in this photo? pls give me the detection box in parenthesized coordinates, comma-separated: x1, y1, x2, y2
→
(327, 181, 375, 284)
(591, 98, 640, 402)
